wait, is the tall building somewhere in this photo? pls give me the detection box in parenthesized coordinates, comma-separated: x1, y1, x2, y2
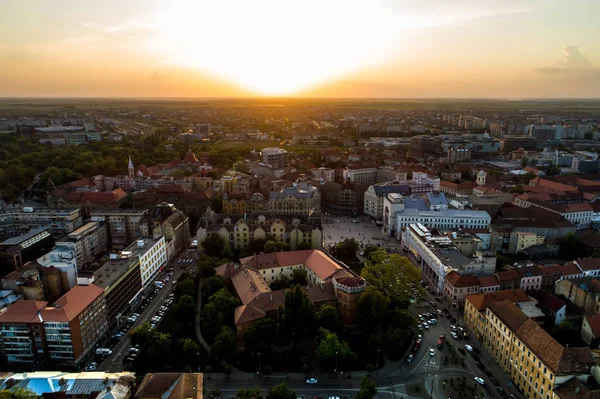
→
(57, 221, 107, 269)
(0, 208, 83, 240)
(90, 209, 149, 249)
(448, 147, 471, 163)
(364, 183, 411, 220)
(261, 147, 289, 168)
(0, 284, 108, 368)
(123, 236, 167, 289)
(149, 203, 190, 260)
(410, 135, 440, 154)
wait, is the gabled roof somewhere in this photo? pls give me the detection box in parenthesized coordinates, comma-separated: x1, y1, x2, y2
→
(465, 288, 529, 311)
(135, 373, 202, 399)
(477, 276, 500, 287)
(585, 314, 600, 338)
(575, 258, 600, 272)
(66, 189, 128, 204)
(445, 271, 479, 288)
(536, 292, 566, 313)
(494, 270, 521, 282)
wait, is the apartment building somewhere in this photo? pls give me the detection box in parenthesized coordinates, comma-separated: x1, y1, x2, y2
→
(90, 209, 149, 249)
(261, 147, 289, 168)
(57, 221, 107, 269)
(343, 167, 378, 185)
(376, 167, 408, 183)
(508, 232, 545, 254)
(36, 245, 79, 290)
(0, 207, 84, 240)
(149, 203, 190, 260)
(443, 271, 480, 307)
(484, 299, 594, 399)
(0, 284, 108, 368)
(448, 147, 471, 163)
(2, 262, 67, 302)
(310, 167, 335, 182)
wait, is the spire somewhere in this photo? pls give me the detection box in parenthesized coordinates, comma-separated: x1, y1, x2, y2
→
(128, 156, 134, 169)
(128, 156, 135, 179)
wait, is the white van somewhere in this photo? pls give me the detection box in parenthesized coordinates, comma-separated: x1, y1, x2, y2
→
(96, 348, 112, 356)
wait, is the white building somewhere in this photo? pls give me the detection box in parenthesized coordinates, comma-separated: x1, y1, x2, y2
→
(343, 167, 378, 185)
(363, 183, 410, 220)
(310, 167, 335, 182)
(402, 224, 496, 294)
(37, 245, 79, 289)
(382, 193, 491, 239)
(122, 236, 167, 288)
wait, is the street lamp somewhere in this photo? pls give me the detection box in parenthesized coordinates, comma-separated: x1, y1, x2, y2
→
(258, 352, 261, 375)
(376, 349, 380, 376)
(334, 351, 338, 374)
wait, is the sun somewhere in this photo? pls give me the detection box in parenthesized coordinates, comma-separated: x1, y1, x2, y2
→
(147, 0, 406, 95)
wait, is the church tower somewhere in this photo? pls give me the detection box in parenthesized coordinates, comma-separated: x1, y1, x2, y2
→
(476, 170, 487, 186)
(128, 156, 135, 179)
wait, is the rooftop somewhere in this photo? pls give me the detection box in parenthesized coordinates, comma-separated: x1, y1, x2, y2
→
(135, 373, 203, 399)
(466, 288, 529, 311)
(0, 228, 51, 247)
(92, 256, 139, 290)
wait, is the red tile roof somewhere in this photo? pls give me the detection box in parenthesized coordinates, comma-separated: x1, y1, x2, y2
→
(478, 276, 500, 287)
(0, 300, 47, 324)
(66, 188, 128, 204)
(465, 288, 529, 311)
(43, 284, 105, 321)
(536, 292, 566, 313)
(575, 258, 600, 271)
(445, 271, 480, 288)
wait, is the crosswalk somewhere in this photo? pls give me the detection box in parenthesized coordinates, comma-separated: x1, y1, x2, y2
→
(408, 349, 440, 375)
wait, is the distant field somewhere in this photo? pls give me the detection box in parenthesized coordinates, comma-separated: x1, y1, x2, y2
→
(1, 97, 599, 116)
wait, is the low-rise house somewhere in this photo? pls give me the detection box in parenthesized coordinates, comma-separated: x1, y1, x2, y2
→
(536, 292, 567, 325)
(494, 270, 522, 290)
(581, 314, 600, 348)
(574, 258, 600, 278)
(478, 275, 500, 293)
(518, 266, 542, 292)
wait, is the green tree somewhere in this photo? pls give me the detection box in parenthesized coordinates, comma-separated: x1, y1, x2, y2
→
(363, 245, 381, 259)
(279, 285, 316, 341)
(201, 288, 240, 342)
(520, 157, 528, 168)
(357, 286, 390, 331)
(211, 326, 237, 359)
(0, 388, 39, 399)
(178, 338, 201, 370)
(201, 275, 226, 302)
(266, 384, 296, 399)
(243, 318, 277, 350)
(130, 322, 172, 373)
(546, 166, 561, 176)
(202, 234, 226, 257)
(175, 278, 197, 300)
(314, 328, 356, 368)
(559, 232, 590, 260)
(356, 377, 377, 399)
(510, 184, 524, 194)
(332, 238, 359, 263)
(297, 241, 312, 250)
(248, 238, 266, 254)
(316, 305, 342, 333)
(237, 387, 263, 399)
(361, 252, 420, 304)
(173, 294, 196, 320)
(264, 240, 279, 253)
(290, 268, 308, 286)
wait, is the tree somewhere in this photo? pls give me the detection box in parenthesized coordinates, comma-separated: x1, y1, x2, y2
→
(202, 234, 226, 257)
(201, 275, 226, 302)
(297, 241, 312, 250)
(279, 285, 316, 341)
(178, 338, 201, 370)
(130, 323, 172, 373)
(363, 245, 381, 259)
(356, 377, 377, 399)
(237, 387, 263, 399)
(173, 294, 196, 320)
(175, 278, 196, 300)
(357, 286, 390, 331)
(201, 288, 240, 342)
(266, 384, 296, 399)
(243, 318, 277, 351)
(510, 184, 524, 194)
(211, 326, 237, 359)
(248, 238, 266, 254)
(546, 166, 561, 176)
(264, 240, 279, 253)
(332, 238, 359, 263)
(559, 233, 590, 260)
(0, 388, 39, 399)
(361, 252, 420, 304)
(314, 328, 356, 367)
(316, 305, 342, 333)
(290, 268, 308, 286)
(585, 131, 594, 140)
(520, 157, 528, 168)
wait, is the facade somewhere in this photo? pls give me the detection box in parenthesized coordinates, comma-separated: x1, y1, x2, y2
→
(484, 299, 594, 399)
(448, 147, 471, 163)
(196, 210, 322, 251)
(386, 193, 491, 238)
(555, 277, 600, 315)
(78, 252, 143, 327)
(261, 147, 289, 168)
(410, 135, 440, 153)
(310, 167, 335, 182)
(402, 224, 496, 294)
(268, 183, 320, 216)
(343, 167, 378, 185)
(376, 167, 408, 183)
(0, 228, 55, 274)
(149, 203, 190, 260)
(90, 209, 149, 249)
(1, 262, 68, 302)
(363, 183, 411, 220)
(320, 181, 364, 215)
(443, 271, 480, 307)
(0, 284, 108, 368)
(57, 221, 107, 269)
(0, 208, 83, 240)
(124, 237, 167, 289)
(439, 180, 477, 196)
(36, 245, 79, 290)
(508, 231, 545, 254)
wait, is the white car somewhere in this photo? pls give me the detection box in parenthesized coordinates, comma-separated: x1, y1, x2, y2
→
(305, 378, 318, 384)
(429, 348, 435, 357)
(465, 344, 473, 353)
(428, 319, 437, 324)
(450, 331, 459, 339)
(474, 377, 485, 385)
(423, 324, 429, 330)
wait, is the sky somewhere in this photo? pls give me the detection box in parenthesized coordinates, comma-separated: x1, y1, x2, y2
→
(0, 0, 599, 98)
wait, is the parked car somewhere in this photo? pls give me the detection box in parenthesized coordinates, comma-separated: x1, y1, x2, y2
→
(406, 354, 414, 363)
(429, 348, 435, 357)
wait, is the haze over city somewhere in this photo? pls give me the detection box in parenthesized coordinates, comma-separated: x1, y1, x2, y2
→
(1, 0, 599, 98)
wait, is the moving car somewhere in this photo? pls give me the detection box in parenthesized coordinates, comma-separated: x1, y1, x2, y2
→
(85, 362, 97, 371)
(465, 344, 473, 353)
(306, 378, 318, 384)
(406, 354, 414, 363)
(429, 348, 435, 356)
(474, 377, 485, 385)
(437, 335, 445, 349)
(96, 348, 112, 356)
(450, 331, 459, 339)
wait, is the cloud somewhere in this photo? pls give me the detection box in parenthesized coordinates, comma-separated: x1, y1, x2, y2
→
(105, 26, 122, 33)
(558, 45, 591, 68)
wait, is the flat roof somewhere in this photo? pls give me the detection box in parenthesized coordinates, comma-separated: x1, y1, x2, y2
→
(0, 228, 51, 246)
(397, 208, 490, 219)
(93, 257, 139, 290)
(67, 221, 100, 238)
(90, 209, 147, 215)
(123, 236, 164, 258)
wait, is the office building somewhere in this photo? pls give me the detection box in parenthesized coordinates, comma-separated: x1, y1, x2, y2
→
(0, 284, 108, 368)
(36, 245, 79, 290)
(261, 147, 289, 168)
(0, 228, 55, 274)
(448, 147, 471, 163)
(364, 183, 411, 220)
(57, 221, 107, 269)
(90, 209, 149, 249)
(0, 208, 83, 240)
(78, 251, 143, 327)
(410, 135, 440, 154)
(123, 236, 167, 289)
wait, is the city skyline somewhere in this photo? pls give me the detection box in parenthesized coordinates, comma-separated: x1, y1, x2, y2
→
(1, 0, 600, 98)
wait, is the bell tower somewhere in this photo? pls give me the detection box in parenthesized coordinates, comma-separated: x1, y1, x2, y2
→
(128, 156, 134, 179)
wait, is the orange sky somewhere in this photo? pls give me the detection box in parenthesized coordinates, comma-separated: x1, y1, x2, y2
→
(1, 0, 599, 98)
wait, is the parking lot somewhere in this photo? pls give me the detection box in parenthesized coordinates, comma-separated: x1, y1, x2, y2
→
(86, 252, 198, 372)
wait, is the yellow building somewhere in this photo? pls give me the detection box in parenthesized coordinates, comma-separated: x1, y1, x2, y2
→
(508, 231, 545, 254)
(464, 289, 530, 340)
(483, 300, 593, 399)
(222, 197, 247, 214)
